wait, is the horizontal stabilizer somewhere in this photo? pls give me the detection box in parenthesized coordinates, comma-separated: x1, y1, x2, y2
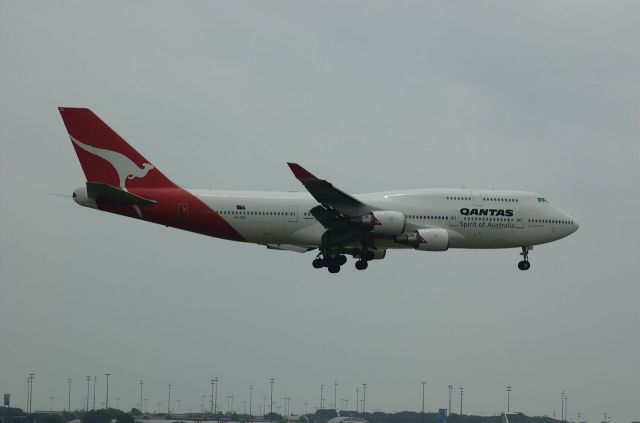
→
(86, 182, 157, 205)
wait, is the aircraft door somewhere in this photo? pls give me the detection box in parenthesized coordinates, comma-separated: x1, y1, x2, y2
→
(449, 210, 458, 227)
(178, 203, 189, 224)
(516, 212, 524, 229)
(470, 190, 483, 206)
(288, 205, 298, 223)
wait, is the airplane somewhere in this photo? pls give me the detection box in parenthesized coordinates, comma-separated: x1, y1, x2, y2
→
(59, 107, 579, 273)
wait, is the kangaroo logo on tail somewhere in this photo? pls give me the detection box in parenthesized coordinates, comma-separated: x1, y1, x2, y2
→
(70, 135, 154, 189)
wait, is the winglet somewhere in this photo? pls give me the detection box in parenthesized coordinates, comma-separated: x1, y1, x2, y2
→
(287, 162, 317, 180)
(286, 162, 362, 206)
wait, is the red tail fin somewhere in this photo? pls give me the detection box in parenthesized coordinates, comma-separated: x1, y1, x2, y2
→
(59, 107, 176, 189)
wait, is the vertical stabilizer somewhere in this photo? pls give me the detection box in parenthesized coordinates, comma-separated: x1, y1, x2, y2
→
(59, 107, 176, 189)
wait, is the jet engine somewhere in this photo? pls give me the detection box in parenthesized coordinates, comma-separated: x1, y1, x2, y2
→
(352, 211, 406, 235)
(395, 228, 449, 251)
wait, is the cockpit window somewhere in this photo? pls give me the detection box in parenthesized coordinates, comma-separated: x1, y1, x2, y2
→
(537, 197, 548, 203)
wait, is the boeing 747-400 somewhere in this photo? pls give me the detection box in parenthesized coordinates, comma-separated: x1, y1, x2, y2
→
(60, 108, 579, 273)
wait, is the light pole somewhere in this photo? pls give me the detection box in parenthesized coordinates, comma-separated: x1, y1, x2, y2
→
(168, 384, 172, 415)
(506, 386, 511, 413)
(362, 384, 367, 413)
(355, 388, 359, 413)
(270, 378, 275, 415)
(139, 380, 144, 414)
(29, 373, 34, 415)
(334, 381, 338, 414)
(26, 376, 30, 414)
(448, 385, 452, 415)
(211, 380, 215, 414)
(86, 376, 91, 412)
(459, 387, 463, 415)
(177, 399, 181, 414)
(214, 377, 219, 415)
(105, 374, 110, 410)
(263, 397, 266, 417)
(421, 382, 426, 413)
(67, 378, 72, 412)
(93, 376, 97, 410)
(249, 385, 254, 416)
(116, 398, 120, 410)
(561, 391, 566, 422)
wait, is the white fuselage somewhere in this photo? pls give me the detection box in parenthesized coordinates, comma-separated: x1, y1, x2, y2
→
(188, 188, 579, 250)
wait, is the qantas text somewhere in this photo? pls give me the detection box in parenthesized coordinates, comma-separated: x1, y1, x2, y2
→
(460, 208, 514, 217)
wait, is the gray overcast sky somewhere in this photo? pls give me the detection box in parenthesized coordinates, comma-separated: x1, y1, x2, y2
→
(1, 1, 638, 421)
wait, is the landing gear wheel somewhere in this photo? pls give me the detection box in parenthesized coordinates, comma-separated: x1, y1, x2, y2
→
(518, 246, 531, 270)
(337, 255, 347, 266)
(518, 260, 530, 271)
(355, 260, 368, 270)
(312, 258, 324, 269)
(328, 264, 341, 273)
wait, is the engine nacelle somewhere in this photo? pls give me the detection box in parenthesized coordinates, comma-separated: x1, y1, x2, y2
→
(353, 211, 406, 235)
(357, 249, 386, 260)
(395, 228, 449, 251)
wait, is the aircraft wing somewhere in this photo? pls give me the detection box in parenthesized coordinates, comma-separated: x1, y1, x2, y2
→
(287, 163, 363, 207)
(287, 163, 385, 250)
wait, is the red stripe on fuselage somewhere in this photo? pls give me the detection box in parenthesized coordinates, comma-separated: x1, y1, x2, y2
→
(96, 187, 244, 242)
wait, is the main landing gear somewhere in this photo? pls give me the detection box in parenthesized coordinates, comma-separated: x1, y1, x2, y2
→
(518, 246, 531, 271)
(312, 249, 374, 273)
(312, 253, 347, 273)
(355, 249, 374, 271)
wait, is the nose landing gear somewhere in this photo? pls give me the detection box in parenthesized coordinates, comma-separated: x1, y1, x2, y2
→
(518, 246, 531, 270)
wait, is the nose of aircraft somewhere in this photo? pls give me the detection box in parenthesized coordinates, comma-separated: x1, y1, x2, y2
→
(564, 212, 579, 235)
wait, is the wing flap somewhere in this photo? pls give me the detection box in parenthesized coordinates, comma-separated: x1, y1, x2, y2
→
(266, 244, 314, 253)
(309, 204, 345, 228)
